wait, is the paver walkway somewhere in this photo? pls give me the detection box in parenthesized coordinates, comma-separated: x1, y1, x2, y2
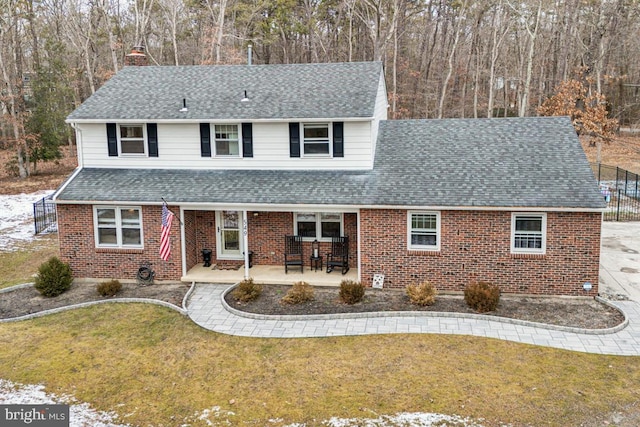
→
(186, 222, 640, 355)
(187, 284, 640, 355)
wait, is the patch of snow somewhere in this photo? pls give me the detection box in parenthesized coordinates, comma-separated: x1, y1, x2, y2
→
(0, 190, 54, 251)
(285, 412, 493, 427)
(0, 379, 130, 427)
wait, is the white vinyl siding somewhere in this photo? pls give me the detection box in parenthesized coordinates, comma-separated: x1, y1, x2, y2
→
(407, 211, 440, 251)
(78, 121, 373, 170)
(371, 71, 389, 163)
(511, 213, 547, 254)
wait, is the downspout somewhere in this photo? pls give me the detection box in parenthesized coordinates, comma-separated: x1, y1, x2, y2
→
(52, 123, 83, 202)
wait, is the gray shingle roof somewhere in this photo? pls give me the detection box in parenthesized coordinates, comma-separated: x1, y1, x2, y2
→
(66, 62, 383, 121)
(56, 117, 605, 210)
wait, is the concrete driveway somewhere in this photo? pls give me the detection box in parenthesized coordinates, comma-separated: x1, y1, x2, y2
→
(600, 221, 640, 302)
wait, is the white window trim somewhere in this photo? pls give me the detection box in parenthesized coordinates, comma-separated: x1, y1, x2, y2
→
(118, 124, 147, 157)
(213, 124, 242, 157)
(407, 211, 441, 251)
(511, 212, 547, 254)
(294, 212, 343, 242)
(93, 206, 144, 249)
(301, 123, 332, 158)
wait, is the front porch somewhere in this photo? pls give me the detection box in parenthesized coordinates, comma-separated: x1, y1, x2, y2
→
(182, 264, 359, 286)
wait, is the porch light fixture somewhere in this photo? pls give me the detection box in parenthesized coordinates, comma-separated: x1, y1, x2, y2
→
(179, 98, 188, 112)
(241, 90, 249, 102)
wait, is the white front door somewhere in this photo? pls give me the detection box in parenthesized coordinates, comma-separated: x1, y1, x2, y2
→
(216, 210, 243, 259)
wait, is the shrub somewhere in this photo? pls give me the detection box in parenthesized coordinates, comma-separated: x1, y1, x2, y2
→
(406, 281, 437, 306)
(34, 256, 73, 297)
(97, 280, 123, 297)
(281, 281, 315, 305)
(231, 278, 262, 303)
(339, 280, 365, 304)
(464, 281, 501, 313)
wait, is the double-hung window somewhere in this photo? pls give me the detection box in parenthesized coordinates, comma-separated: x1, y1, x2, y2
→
(511, 213, 546, 254)
(303, 123, 330, 156)
(94, 206, 143, 248)
(119, 125, 146, 155)
(214, 124, 240, 156)
(407, 211, 440, 251)
(294, 212, 342, 240)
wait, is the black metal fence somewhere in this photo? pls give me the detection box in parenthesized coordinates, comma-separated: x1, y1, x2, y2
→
(33, 194, 57, 234)
(591, 163, 640, 221)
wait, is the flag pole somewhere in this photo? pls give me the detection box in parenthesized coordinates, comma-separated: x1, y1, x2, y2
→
(161, 198, 183, 225)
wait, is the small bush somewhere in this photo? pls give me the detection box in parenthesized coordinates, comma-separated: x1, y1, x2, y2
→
(464, 281, 501, 313)
(281, 281, 315, 305)
(97, 280, 122, 297)
(339, 280, 365, 304)
(406, 281, 437, 306)
(34, 256, 73, 297)
(231, 278, 262, 303)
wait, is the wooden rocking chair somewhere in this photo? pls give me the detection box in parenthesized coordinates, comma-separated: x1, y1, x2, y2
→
(326, 236, 349, 275)
(284, 235, 304, 273)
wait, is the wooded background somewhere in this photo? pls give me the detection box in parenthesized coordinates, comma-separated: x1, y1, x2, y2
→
(1, 0, 639, 177)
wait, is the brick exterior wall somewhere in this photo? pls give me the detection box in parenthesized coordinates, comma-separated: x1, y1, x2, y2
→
(186, 211, 358, 269)
(359, 209, 601, 296)
(57, 204, 182, 281)
(58, 204, 601, 296)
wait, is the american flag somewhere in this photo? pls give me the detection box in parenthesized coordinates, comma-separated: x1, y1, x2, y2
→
(159, 204, 174, 261)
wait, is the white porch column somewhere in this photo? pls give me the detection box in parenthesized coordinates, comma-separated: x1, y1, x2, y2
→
(243, 210, 250, 279)
(180, 206, 186, 278)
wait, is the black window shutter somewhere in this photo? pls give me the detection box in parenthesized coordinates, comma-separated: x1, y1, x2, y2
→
(241, 123, 253, 158)
(147, 123, 158, 157)
(289, 122, 300, 158)
(200, 123, 211, 157)
(333, 122, 344, 157)
(106, 123, 118, 156)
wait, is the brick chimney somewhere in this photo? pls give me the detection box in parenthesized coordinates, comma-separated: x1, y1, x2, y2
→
(124, 45, 148, 66)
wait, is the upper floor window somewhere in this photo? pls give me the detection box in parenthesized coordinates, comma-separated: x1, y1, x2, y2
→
(303, 123, 330, 156)
(294, 212, 343, 241)
(511, 213, 546, 254)
(215, 124, 240, 156)
(407, 211, 440, 251)
(289, 122, 343, 158)
(94, 206, 143, 248)
(107, 123, 157, 157)
(119, 125, 146, 155)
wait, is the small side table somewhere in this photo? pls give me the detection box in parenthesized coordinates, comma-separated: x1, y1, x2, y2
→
(310, 256, 323, 272)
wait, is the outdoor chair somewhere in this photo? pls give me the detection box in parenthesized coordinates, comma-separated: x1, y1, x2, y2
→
(284, 235, 304, 273)
(326, 236, 349, 275)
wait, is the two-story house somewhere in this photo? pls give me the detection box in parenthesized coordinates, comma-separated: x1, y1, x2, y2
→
(56, 60, 606, 296)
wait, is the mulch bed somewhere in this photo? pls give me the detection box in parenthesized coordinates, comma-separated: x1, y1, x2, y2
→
(0, 282, 190, 319)
(225, 284, 626, 330)
(0, 282, 626, 330)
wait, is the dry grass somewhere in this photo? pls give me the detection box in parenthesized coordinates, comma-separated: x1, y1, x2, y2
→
(0, 304, 639, 426)
(0, 146, 77, 195)
(0, 235, 59, 289)
(581, 133, 640, 173)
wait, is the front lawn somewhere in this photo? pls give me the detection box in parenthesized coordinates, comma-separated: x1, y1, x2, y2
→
(1, 304, 639, 426)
